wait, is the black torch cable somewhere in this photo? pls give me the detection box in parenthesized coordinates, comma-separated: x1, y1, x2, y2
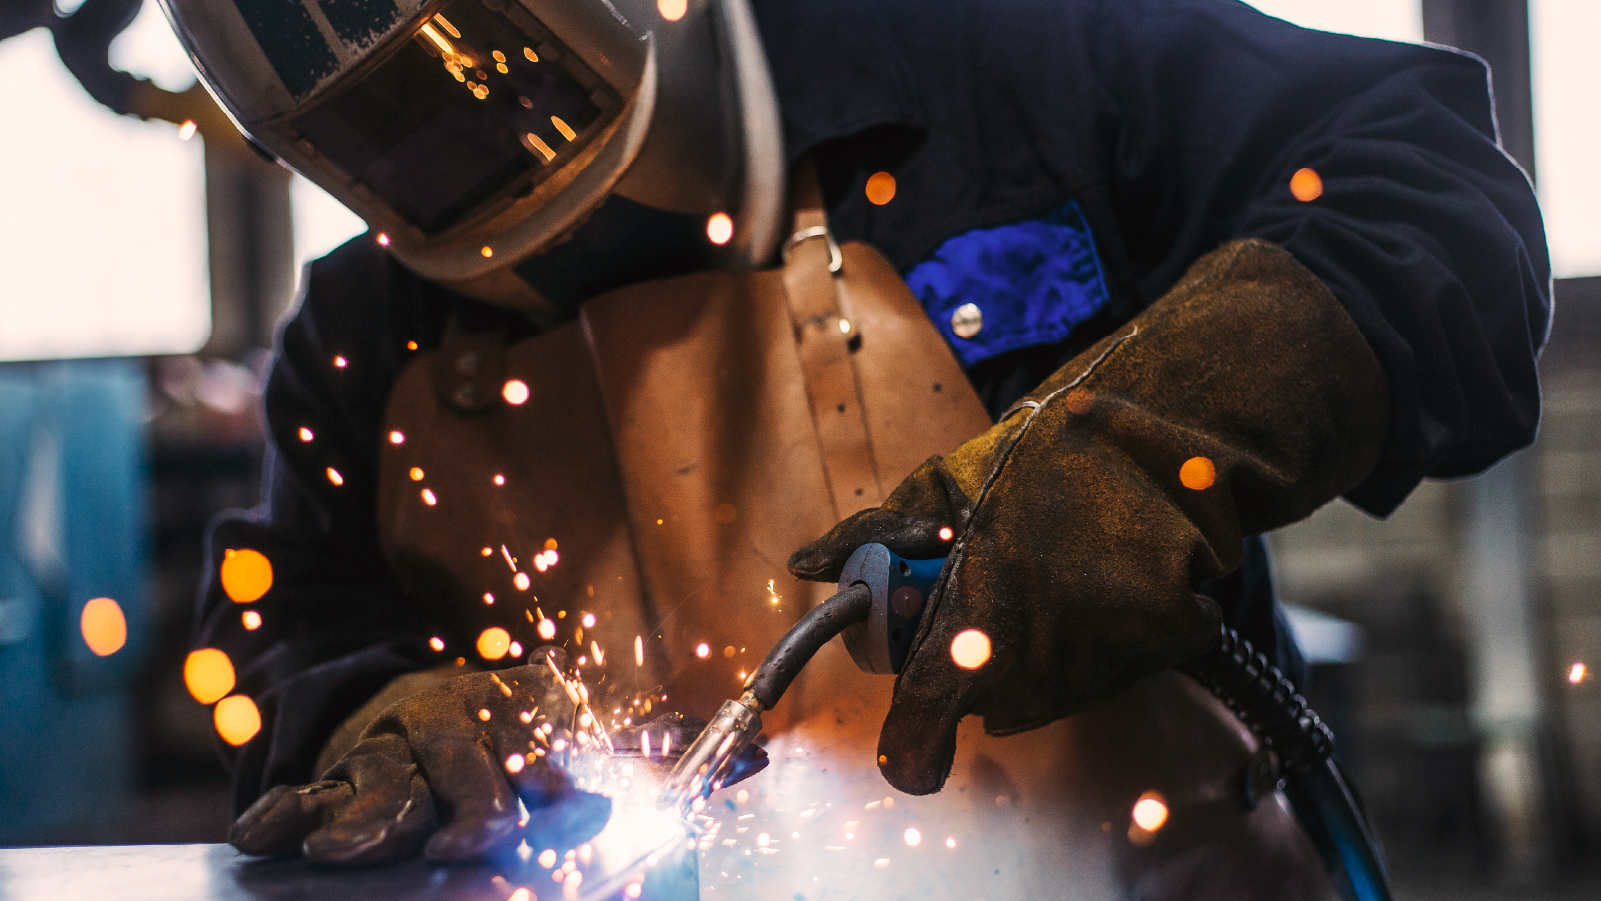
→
(1178, 622, 1334, 772)
(746, 582, 874, 710)
(1179, 623, 1392, 901)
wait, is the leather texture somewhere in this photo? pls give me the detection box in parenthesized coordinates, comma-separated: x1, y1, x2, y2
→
(369, 218, 1339, 896)
(791, 239, 1389, 804)
(229, 663, 607, 865)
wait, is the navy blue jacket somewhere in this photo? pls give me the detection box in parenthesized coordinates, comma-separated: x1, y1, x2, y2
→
(198, 0, 1550, 812)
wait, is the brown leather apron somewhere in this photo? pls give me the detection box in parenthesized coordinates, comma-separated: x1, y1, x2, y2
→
(376, 190, 1336, 899)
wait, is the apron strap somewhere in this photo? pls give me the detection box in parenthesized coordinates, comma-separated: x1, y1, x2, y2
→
(781, 159, 886, 518)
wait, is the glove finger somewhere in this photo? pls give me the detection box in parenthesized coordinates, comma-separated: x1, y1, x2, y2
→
(414, 728, 522, 862)
(789, 458, 970, 581)
(303, 737, 437, 866)
(230, 780, 350, 857)
(877, 586, 991, 795)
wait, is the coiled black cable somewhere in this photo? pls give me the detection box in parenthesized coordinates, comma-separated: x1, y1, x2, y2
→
(1179, 622, 1335, 774)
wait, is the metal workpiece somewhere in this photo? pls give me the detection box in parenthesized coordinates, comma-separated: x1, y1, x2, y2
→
(0, 840, 697, 901)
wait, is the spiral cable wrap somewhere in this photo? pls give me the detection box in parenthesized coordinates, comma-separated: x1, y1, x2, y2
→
(1180, 623, 1335, 774)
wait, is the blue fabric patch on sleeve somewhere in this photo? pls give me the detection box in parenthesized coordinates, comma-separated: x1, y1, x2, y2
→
(903, 200, 1111, 369)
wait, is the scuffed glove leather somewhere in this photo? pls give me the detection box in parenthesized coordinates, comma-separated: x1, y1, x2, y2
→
(790, 239, 1388, 795)
(229, 662, 609, 865)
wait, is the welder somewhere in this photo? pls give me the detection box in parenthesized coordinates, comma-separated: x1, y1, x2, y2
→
(167, 0, 1548, 896)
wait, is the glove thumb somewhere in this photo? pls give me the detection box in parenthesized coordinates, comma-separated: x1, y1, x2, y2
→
(788, 456, 972, 582)
(876, 638, 975, 795)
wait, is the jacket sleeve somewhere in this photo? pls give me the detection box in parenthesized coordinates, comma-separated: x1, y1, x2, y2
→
(194, 238, 442, 815)
(1093, 0, 1552, 515)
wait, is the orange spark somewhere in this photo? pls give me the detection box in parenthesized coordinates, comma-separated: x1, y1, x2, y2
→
(503, 380, 530, 405)
(185, 648, 235, 703)
(865, 172, 897, 205)
(80, 597, 126, 656)
(1290, 168, 1323, 202)
(706, 213, 734, 245)
(221, 549, 273, 603)
(950, 629, 991, 669)
(1133, 792, 1169, 832)
(241, 610, 262, 630)
(326, 467, 344, 486)
(478, 627, 511, 660)
(1180, 456, 1216, 490)
(215, 695, 260, 745)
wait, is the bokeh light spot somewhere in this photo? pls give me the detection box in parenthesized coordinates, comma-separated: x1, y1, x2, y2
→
(221, 548, 274, 603)
(1290, 167, 1323, 202)
(658, 0, 687, 21)
(214, 695, 261, 745)
(1133, 793, 1169, 832)
(865, 171, 897, 206)
(503, 379, 530, 405)
(326, 467, 344, 486)
(538, 618, 557, 640)
(1180, 456, 1216, 491)
(695, 642, 711, 659)
(478, 627, 511, 660)
(706, 212, 734, 245)
(950, 629, 992, 669)
(241, 610, 262, 631)
(80, 597, 126, 656)
(185, 648, 236, 704)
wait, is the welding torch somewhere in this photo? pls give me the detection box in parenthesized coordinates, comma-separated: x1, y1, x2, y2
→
(658, 542, 1393, 901)
(659, 543, 939, 815)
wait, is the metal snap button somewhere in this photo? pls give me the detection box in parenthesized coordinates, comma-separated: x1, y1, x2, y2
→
(950, 303, 983, 339)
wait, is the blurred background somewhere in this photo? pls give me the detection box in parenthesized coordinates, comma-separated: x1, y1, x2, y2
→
(0, 0, 1595, 897)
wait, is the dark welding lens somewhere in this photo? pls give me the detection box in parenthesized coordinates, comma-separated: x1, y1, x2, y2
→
(277, 0, 619, 235)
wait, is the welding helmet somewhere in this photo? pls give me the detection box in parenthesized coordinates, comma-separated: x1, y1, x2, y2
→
(157, 0, 784, 308)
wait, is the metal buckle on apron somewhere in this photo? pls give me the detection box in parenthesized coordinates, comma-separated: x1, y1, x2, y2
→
(782, 225, 843, 275)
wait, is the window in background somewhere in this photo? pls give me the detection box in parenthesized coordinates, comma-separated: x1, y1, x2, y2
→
(1533, 0, 1601, 279)
(0, 2, 207, 361)
(292, 176, 367, 280)
(1242, 0, 1423, 43)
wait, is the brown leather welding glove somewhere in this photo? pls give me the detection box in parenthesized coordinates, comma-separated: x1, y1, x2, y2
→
(789, 239, 1388, 795)
(229, 662, 610, 865)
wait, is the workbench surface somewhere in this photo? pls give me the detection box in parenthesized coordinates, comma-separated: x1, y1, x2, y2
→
(0, 843, 640, 900)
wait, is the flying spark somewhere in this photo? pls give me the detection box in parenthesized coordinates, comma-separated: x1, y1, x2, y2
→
(1570, 662, 1588, 684)
(950, 629, 992, 669)
(1132, 793, 1169, 832)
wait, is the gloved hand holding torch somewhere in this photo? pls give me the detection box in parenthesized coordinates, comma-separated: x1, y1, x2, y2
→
(789, 239, 1389, 795)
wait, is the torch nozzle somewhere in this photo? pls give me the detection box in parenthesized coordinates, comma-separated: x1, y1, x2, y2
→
(658, 694, 764, 817)
(657, 581, 875, 816)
